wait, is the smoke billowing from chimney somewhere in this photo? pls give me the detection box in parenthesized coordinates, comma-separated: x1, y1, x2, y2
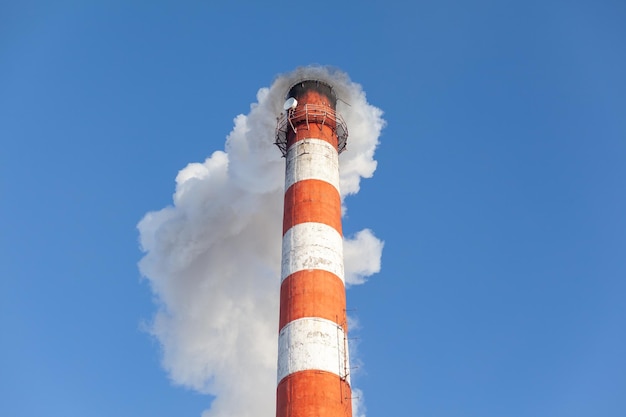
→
(137, 67, 385, 417)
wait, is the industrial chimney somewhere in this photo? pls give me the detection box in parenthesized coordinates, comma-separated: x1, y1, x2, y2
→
(275, 80, 352, 417)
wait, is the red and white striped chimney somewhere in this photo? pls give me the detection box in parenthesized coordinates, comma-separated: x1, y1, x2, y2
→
(275, 80, 352, 417)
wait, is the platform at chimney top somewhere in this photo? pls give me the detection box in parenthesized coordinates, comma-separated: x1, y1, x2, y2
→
(275, 79, 348, 157)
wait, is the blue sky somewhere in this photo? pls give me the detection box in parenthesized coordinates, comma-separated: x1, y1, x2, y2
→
(2, 1, 625, 416)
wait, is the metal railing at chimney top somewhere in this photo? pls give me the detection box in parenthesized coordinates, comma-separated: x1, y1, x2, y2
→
(275, 103, 348, 157)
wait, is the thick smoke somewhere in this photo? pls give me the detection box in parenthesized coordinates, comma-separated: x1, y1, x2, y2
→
(137, 67, 385, 417)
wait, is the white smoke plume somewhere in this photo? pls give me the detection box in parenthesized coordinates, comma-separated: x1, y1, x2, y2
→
(137, 66, 385, 417)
